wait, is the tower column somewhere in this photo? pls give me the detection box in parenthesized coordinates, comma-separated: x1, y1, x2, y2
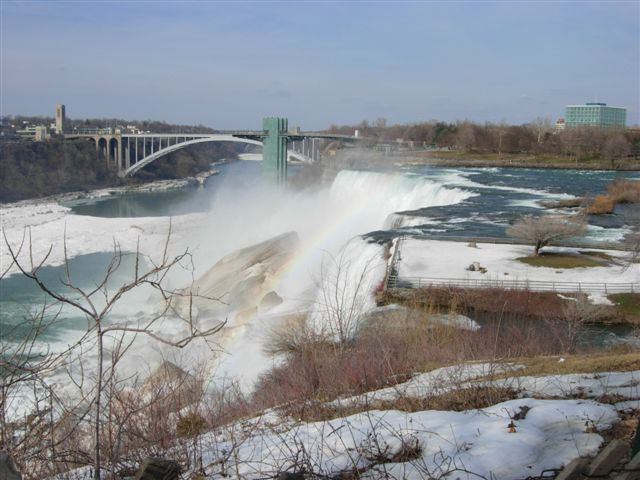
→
(125, 138, 131, 169)
(262, 117, 288, 184)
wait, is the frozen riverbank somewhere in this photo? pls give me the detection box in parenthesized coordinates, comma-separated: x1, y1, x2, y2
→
(394, 238, 639, 303)
(0, 168, 223, 274)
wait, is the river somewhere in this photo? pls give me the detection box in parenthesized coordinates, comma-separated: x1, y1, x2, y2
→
(1, 161, 639, 379)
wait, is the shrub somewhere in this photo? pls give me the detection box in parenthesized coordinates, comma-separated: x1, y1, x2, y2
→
(176, 413, 208, 437)
(607, 179, 640, 203)
(584, 195, 616, 214)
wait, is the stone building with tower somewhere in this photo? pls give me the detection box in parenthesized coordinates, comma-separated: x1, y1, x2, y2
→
(55, 104, 66, 134)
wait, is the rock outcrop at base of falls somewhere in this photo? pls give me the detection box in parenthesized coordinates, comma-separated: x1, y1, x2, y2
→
(174, 231, 300, 322)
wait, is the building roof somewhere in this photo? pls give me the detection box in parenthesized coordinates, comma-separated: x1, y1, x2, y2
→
(565, 103, 626, 110)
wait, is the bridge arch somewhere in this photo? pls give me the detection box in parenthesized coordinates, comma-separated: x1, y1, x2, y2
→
(109, 138, 119, 168)
(121, 136, 264, 177)
(97, 137, 108, 163)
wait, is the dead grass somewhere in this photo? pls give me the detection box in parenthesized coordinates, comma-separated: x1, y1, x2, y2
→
(578, 250, 617, 261)
(379, 286, 616, 323)
(517, 252, 603, 268)
(502, 351, 640, 378)
(378, 386, 519, 413)
(584, 195, 616, 214)
(583, 179, 640, 215)
(608, 293, 640, 323)
(608, 179, 640, 203)
(252, 287, 628, 417)
(296, 385, 520, 423)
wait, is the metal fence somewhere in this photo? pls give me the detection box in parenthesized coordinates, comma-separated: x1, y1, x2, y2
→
(387, 275, 638, 294)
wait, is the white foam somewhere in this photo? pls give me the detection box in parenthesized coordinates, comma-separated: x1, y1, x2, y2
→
(428, 169, 573, 199)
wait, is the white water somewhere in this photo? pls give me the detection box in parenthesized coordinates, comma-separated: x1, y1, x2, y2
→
(1, 167, 475, 416)
(186, 169, 474, 383)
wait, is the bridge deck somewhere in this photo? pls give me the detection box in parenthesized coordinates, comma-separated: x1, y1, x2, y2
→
(66, 131, 360, 140)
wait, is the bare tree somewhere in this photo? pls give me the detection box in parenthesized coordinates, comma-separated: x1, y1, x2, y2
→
(531, 117, 552, 145)
(455, 122, 476, 152)
(559, 294, 607, 352)
(312, 249, 382, 346)
(507, 214, 587, 256)
(2, 224, 224, 479)
(603, 133, 631, 169)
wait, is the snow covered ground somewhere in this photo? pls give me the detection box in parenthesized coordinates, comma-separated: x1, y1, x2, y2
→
(396, 239, 639, 303)
(58, 365, 639, 480)
(332, 362, 640, 414)
(192, 399, 619, 479)
(0, 200, 203, 276)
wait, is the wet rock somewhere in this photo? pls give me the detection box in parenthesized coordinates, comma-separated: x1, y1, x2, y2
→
(175, 231, 299, 317)
(260, 291, 283, 311)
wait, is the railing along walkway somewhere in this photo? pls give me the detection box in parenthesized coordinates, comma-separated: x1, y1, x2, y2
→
(387, 275, 638, 294)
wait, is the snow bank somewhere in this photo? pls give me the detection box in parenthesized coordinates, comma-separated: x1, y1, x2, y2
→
(333, 364, 639, 413)
(398, 239, 639, 300)
(1, 201, 204, 276)
(55, 365, 637, 480)
(192, 398, 617, 479)
(331, 363, 524, 408)
(491, 370, 640, 406)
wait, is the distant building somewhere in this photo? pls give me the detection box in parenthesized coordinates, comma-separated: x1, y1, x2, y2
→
(564, 102, 626, 129)
(34, 126, 49, 141)
(55, 104, 66, 134)
(16, 125, 38, 138)
(555, 118, 566, 131)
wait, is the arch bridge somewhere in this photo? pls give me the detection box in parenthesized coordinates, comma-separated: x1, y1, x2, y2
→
(66, 118, 359, 183)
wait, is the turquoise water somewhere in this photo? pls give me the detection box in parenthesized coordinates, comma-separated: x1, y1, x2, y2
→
(2, 162, 638, 348)
(1, 252, 143, 344)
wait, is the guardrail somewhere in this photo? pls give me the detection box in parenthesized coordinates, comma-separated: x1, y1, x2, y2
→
(387, 275, 638, 294)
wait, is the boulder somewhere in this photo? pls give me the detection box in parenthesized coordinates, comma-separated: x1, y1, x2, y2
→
(260, 291, 283, 311)
(174, 231, 299, 318)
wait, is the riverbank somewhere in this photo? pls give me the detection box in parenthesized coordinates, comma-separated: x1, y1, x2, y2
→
(0, 165, 222, 210)
(400, 150, 640, 170)
(0, 167, 223, 271)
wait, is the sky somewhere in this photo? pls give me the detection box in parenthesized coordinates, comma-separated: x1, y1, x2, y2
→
(1, 1, 638, 130)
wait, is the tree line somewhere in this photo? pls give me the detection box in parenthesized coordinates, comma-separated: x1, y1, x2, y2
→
(3, 114, 218, 134)
(0, 139, 240, 202)
(327, 118, 640, 166)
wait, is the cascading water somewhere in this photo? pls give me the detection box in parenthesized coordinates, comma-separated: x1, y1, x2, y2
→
(188, 169, 475, 383)
(0, 167, 477, 399)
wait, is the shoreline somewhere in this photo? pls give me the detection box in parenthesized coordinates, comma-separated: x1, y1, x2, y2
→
(397, 152, 640, 171)
(0, 163, 224, 209)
